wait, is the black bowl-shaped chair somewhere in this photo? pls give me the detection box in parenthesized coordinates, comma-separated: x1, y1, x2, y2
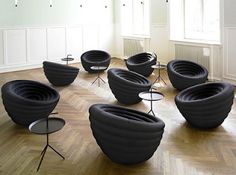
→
(167, 59, 208, 90)
(108, 68, 152, 105)
(43, 61, 79, 86)
(81, 50, 111, 73)
(175, 82, 234, 129)
(126, 52, 157, 77)
(1, 80, 60, 126)
(89, 104, 165, 164)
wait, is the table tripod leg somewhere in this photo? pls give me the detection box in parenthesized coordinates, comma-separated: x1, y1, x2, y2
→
(148, 100, 156, 116)
(99, 77, 106, 83)
(48, 145, 65, 159)
(92, 77, 99, 84)
(40, 145, 47, 155)
(148, 109, 156, 116)
(160, 76, 167, 85)
(37, 145, 48, 172)
(151, 110, 156, 116)
(152, 76, 159, 84)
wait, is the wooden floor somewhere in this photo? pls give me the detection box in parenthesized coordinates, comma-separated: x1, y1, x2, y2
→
(1, 58, 236, 175)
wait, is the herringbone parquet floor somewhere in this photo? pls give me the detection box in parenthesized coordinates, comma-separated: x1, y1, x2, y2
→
(0, 58, 236, 175)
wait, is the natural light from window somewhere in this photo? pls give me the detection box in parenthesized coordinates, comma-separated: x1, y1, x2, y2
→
(170, 0, 220, 43)
(121, 0, 150, 37)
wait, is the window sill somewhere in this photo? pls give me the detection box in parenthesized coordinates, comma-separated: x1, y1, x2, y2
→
(170, 39, 222, 46)
(122, 34, 151, 39)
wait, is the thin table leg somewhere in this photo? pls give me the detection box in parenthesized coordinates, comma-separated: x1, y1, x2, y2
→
(48, 145, 65, 159)
(98, 72, 100, 87)
(147, 90, 156, 116)
(40, 145, 47, 155)
(91, 71, 106, 87)
(160, 76, 167, 85)
(152, 76, 160, 85)
(92, 77, 99, 84)
(99, 77, 106, 83)
(36, 128, 65, 171)
(148, 109, 156, 116)
(37, 145, 48, 171)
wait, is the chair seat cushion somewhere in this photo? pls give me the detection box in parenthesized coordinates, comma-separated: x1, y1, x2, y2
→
(126, 52, 157, 77)
(89, 104, 165, 164)
(81, 50, 111, 73)
(167, 59, 208, 90)
(43, 61, 79, 86)
(108, 68, 151, 105)
(1, 80, 60, 126)
(175, 82, 234, 128)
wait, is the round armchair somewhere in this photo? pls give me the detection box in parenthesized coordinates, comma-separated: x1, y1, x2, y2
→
(167, 60, 208, 90)
(89, 104, 165, 164)
(108, 68, 152, 105)
(175, 82, 234, 128)
(1, 80, 60, 126)
(126, 52, 157, 77)
(43, 61, 79, 86)
(81, 50, 111, 73)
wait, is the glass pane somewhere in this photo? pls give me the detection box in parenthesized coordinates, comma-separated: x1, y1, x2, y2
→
(121, 0, 133, 36)
(133, 0, 144, 35)
(185, 0, 203, 39)
(203, 0, 220, 41)
(184, 0, 220, 41)
(169, 0, 184, 40)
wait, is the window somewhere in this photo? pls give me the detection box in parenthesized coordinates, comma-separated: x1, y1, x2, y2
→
(170, 0, 220, 42)
(121, 0, 150, 36)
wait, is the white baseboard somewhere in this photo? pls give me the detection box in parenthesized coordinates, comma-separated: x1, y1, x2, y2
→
(0, 60, 80, 73)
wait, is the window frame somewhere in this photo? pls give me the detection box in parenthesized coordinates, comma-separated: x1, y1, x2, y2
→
(169, 0, 221, 44)
(121, 0, 150, 37)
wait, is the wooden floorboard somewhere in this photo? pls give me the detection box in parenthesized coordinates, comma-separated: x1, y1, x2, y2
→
(0, 58, 236, 175)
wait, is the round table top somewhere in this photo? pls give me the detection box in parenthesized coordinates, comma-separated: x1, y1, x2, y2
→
(90, 66, 107, 71)
(139, 91, 164, 101)
(151, 64, 167, 69)
(61, 57, 74, 62)
(29, 117, 65, 135)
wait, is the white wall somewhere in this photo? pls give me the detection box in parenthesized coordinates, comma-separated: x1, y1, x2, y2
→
(223, 0, 236, 84)
(149, 0, 173, 64)
(1, 0, 236, 84)
(0, 0, 115, 72)
(113, 0, 172, 63)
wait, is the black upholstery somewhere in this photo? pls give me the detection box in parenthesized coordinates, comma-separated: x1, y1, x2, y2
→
(89, 104, 165, 164)
(108, 68, 151, 105)
(175, 82, 234, 128)
(126, 52, 157, 77)
(167, 60, 208, 90)
(1, 80, 60, 126)
(81, 50, 111, 73)
(43, 61, 79, 86)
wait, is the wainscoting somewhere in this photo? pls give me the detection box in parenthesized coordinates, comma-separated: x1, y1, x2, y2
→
(169, 41, 222, 80)
(0, 24, 114, 73)
(223, 26, 236, 84)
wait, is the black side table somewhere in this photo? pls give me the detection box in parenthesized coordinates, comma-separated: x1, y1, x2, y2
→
(29, 117, 65, 171)
(151, 61, 167, 85)
(90, 66, 107, 87)
(61, 54, 74, 65)
(139, 90, 164, 116)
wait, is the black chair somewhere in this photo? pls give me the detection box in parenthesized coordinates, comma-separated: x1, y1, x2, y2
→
(126, 52, 157, 77)
(167, 60, 208, 90)
(81, 50, 111, 73)
(175, 82, 234, 128)
(108, 68, 152, 105)
(43, 61, 79, 86)
(89, 104, 165, 164)
(1, 80, 60, 126)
